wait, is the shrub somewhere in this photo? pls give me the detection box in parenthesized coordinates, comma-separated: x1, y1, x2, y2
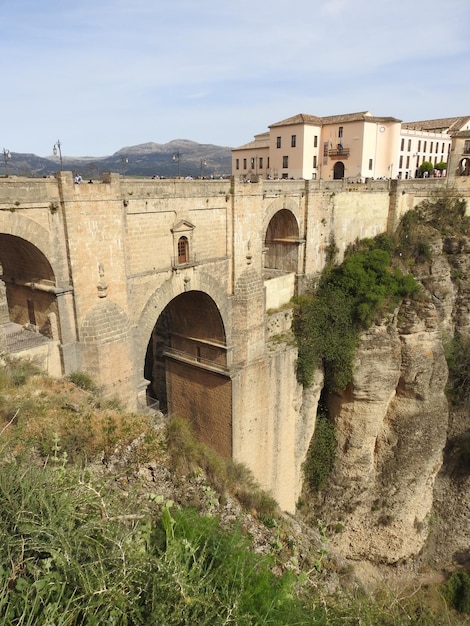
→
(294, 234, 419, 390)
(0, 458, 315, 625)
(303, 412, 337, 492)
(147, 507, 314, 625)
(168, 416, 278, 517)
(395, 190, 469, 245)
(445, 334, 470, 405)
(67, 371, 98, 392)
(442, 570, 470, 614)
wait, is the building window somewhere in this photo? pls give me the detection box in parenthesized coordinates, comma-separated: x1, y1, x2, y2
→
(313, 155, 317, 168)
(267, 157, 270, 168)
(423, 141, 427, 153)
(281, 173, 288, 179)
(235, 159, 239, 170)
(282, 156, 288, 168)
(276, 136, 281, 148)
(400, 138, 405, 151)
(369, 158, 373, 170)
(314, 135, 318, 147)
(259, 157, 263, 169)
(406, 156, 410, 169)
(291, 135, 296, 148)
(435, 142, 439, 153)
(408, 139, 412, 151)
(243, 158, 247, 169)
(430, 142, 433, 153)
(250, 157, 255, 168)
(338, 126, 343, 139)
(178, 236, 189, 264)
(417, 140, 421, 152)
(399, 155, 403, 168)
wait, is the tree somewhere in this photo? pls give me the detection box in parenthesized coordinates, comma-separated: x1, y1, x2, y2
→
(435, 161, 447, 172)
(419, 161, 434, 177)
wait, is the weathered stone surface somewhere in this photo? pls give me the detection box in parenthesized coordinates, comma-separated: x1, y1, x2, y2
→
(318, 302, 448, 564)
(312, 230, 470, 572)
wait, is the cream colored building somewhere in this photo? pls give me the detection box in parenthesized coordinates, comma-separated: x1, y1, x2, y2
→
(233, 112, 470, 182)
(397, 116, 470, 179)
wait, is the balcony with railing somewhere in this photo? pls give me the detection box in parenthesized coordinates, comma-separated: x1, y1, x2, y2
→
(328, 145, 350, 158)
(162, 346, 229, 375)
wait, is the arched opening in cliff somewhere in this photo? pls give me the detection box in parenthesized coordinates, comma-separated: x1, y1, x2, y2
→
(264, 209, 300, 275)
(144, 290, 232, 457)
(0, 234, 60, 350)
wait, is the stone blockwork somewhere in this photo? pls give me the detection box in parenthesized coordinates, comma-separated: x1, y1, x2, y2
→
(0, 173, 469, 513)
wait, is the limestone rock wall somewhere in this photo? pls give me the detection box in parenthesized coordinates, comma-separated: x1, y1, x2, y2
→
(314, 235, 465, 565)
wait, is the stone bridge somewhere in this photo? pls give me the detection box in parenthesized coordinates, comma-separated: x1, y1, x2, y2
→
(1, 169, 469, 511)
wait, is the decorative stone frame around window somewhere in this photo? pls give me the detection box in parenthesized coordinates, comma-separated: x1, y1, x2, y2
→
(171, 219, 196, 268)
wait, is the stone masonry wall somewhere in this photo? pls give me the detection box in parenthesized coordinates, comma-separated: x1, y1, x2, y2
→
(1, 174, 469, 512)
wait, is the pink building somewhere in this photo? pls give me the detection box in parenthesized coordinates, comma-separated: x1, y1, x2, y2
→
(232, 111, 470, 181)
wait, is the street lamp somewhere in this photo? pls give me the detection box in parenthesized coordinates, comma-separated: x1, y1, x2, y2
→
(2, 148, 11, 177)
(200, 159, 207, 178)
(172, 152, 181, 177)
(53, 140, 63, 171)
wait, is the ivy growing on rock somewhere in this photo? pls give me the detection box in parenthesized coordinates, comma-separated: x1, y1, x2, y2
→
(293, 233, 420, 391)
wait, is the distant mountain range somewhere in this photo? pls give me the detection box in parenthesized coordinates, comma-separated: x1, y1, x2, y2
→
(2, 140, 233, 179)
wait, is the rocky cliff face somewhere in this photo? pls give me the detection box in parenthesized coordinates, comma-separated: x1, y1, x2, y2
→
(311, 230, 470, 573)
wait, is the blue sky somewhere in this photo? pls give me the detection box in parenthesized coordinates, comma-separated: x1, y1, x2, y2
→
(1, 0, 469, 157)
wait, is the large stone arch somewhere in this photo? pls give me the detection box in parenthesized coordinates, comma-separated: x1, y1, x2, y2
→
(135, 269, 231, 369)
(138, 272, 232, 457)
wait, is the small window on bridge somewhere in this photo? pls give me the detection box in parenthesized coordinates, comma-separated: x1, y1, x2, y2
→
(178, 236, 189, 264)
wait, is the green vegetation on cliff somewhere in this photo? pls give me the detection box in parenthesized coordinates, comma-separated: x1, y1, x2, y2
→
(293, 233, 419, 391)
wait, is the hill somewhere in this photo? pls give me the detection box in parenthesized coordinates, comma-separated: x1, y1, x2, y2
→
(0, 357, 466, 624)
(2, 140, 233, 179)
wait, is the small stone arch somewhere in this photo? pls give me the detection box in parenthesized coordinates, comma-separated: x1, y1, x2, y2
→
(263, 195, 302, 231)
(0, 212, 64, 284)
(264, 208, 301, 274)
(0, 232, 58, 337)
(459, 157, 470, 176)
